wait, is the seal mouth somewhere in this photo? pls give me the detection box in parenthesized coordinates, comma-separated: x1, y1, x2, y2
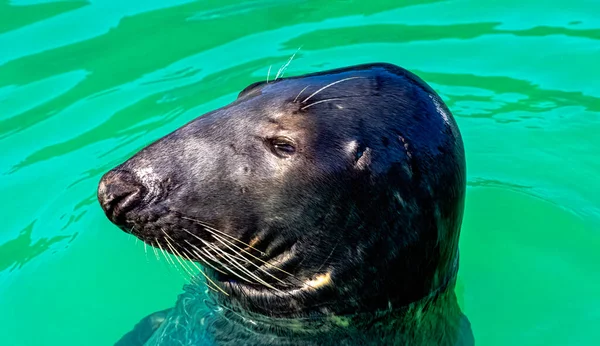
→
(199, 240, 307, 296)
(105, 190, 144, 222)
(135, 214, 302, 292)
(193, 241, 296, 290)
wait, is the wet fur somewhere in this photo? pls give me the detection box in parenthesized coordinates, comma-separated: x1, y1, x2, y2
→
(99, 63, 472, 345)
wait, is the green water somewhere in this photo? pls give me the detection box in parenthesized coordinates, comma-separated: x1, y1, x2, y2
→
(1, 0, 599, 345)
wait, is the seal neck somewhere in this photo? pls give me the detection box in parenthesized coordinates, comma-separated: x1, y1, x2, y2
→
(196, 272, 467, 345)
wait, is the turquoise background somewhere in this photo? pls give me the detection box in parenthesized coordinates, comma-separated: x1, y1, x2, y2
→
(1, 1, 599, 345)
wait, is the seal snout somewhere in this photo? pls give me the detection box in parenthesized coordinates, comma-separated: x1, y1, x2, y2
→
(98, 169, 147, 225)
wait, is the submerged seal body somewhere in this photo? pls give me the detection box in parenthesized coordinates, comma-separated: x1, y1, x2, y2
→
(98, 63, 472, 345)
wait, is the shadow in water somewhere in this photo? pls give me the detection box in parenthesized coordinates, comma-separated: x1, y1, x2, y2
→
(0, 222, 72, 272)
(0, 1, 88, 34)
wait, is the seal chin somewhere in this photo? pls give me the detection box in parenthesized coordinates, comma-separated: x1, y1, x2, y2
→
(194, 238, 334, 308)
(213, 269, 334, 300)
(202, 242, 301, 291)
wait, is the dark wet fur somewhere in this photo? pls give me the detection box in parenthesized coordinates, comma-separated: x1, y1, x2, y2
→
(99, 63, 472, 345)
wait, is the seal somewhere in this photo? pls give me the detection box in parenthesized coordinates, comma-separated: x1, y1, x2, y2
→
(98, 63, 472, 346)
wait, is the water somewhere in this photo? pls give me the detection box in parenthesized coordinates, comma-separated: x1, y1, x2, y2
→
(1, 0, 599, 345)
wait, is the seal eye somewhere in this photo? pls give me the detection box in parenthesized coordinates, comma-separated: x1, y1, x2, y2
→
(268, 137, 296, 158)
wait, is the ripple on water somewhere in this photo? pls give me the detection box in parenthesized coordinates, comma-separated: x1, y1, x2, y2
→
(1, 0, 599, 345)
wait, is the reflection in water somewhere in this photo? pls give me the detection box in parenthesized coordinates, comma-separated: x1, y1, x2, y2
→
(0, 1, 88, 34)
(284, 22, 600, 50)
(0, 0, 415, 136)
(9, 56, 286, 173)
(0, 222, 71, 272)
(467, 178, 531, 190)
(418, 71, 600, 116)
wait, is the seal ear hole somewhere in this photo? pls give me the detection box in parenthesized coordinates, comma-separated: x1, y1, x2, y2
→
(355, 149, 363, 161)
(238, 81, 266, 99)
(266, 137, 296, 158)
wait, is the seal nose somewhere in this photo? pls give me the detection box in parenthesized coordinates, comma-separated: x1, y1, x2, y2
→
(98, 169, 147, 225)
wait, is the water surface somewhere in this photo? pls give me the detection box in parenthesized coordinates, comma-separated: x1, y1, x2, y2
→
(1, 1, 599, 345)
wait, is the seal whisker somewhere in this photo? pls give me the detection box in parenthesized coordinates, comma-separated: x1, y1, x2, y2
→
(200, 227, 261, 256)
(215, 251, 284, 292)
(301, 76, 363, 103)
(161, 229, 228, 295)
(275, 47, 301, 81)
(155, 240, 168, 263)
(150, 240, 161, 262)
(210, 234, 290, 286)
(198, 247, 244, 281)
(143, 241, 151, 264)
(200, 240, 258, 285)
(199, 245, 221, 262)
(166, 241, 195, 278)
(186, 248, 229, 276)
(156, 239, 180, 274)
(209, 232, 299, 282)
(315, 239, 340, 273)
(182, 239, 229, 276)
(205, 284, 220, 294)
(208, 232, 297, 278)
(293, 85, 309, 103)
(162, 230, 196, 278)
(198, 231, 297, 286)
(188, 241, 236, 275)
(181, 216, 266, 255)
(202, 240, 285, 293)
(301, 98, 345, 110)
(132, 226, 138, 245)
(266, 65, 272, 83)
(181, 228, 246, 276)
(178, 249, 228, 295)
(217, 251, 284, 292)
(198, 245, 274, 289)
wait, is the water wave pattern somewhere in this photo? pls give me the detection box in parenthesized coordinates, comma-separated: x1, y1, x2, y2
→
(1, 1, 599, 345)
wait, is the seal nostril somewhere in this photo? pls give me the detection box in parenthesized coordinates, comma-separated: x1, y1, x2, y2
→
(98, 169, 147, 224)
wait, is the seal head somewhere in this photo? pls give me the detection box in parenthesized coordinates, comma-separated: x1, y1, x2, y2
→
(98, 63, 469, 345)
